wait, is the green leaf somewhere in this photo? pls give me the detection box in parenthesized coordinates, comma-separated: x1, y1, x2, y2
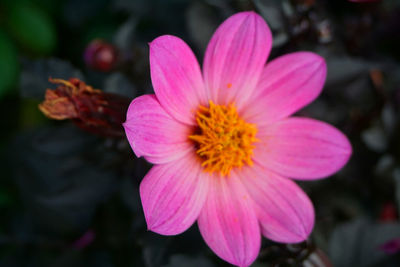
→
(7, 3, 56, 54)
(0, 31, 19, 97)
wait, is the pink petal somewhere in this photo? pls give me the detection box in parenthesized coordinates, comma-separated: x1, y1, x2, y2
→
(197, 174, 260, 267)
(203, 11, 272, 109)
(237, 164, 314, 243)
(123, 94, 193, 164)
(243, 52, 326, 125)
(140, 153, 209, 235)
(254, 117, 352, 180)
(150, 35, 207, 125)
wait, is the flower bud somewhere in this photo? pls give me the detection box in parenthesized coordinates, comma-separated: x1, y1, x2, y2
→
(84, 39, 118, 72)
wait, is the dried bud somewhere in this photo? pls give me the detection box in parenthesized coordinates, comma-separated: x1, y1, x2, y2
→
(39, 78, 130, 137)
(84, 39, 118, 72)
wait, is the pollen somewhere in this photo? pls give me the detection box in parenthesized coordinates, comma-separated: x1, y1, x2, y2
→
(189, 100, 258, 176)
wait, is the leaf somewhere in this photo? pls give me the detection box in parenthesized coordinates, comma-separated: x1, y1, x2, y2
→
(7, 3, 56, 54)
(329, 219, 400, 267)
(9, 125, 118, 236)
(253, 0, 289, 47)
(103, 72, 137, 98)
(361, 123, 388, 153)
(374, 155, 395, 178)
(112, 0, 151, 15)
(381, 104, 397, 136)
(163, 254, 215, 267)
(185, 1, 220, 54)
(325, 57, 374, 88)
(113, 16, 138, 51)
(142, 233, 172, 267)
(0, 31, 19, 97)
(394, 169, 400, 218)
(19, 58, 84, 99)
(62, 0, 109, 28)
(253, 0, 285, 31)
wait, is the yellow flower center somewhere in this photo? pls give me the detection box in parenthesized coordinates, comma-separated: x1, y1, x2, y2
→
(189, 101, 258, 176)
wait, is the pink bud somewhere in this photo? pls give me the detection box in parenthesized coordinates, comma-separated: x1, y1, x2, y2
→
(84, 39, 118, 72)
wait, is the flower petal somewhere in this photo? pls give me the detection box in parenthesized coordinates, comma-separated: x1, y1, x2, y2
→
(254, 117, 352, 180)
(237, 164, 314, 243)
(140, 153, 209, 235)
(197, 173, 260, 267)
(243, 52, 327, 125)
(123, 94, 192, 164)
(150, 35, 207, 125)
(203, 11, 272, 109)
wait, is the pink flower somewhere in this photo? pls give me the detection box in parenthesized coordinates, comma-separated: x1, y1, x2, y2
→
(123, 11, 352, 267)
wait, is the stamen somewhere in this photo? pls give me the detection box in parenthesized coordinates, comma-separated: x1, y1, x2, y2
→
(189, 100, 258, 176)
